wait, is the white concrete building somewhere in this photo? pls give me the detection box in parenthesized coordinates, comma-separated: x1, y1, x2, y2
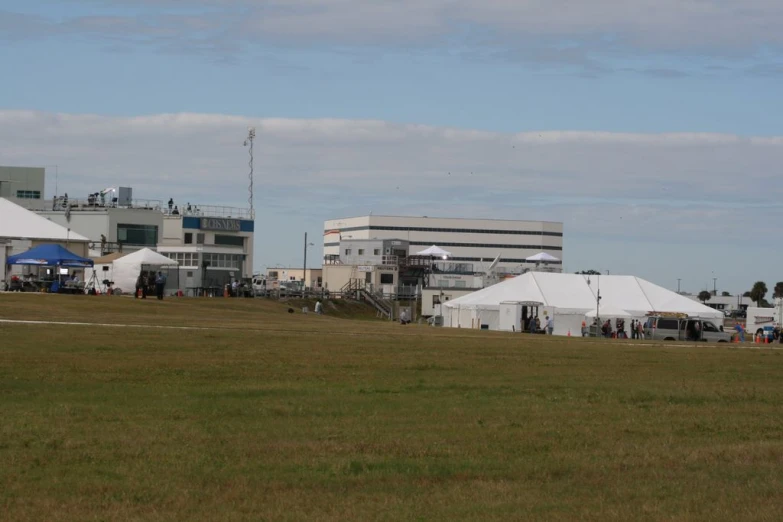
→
(28, 191, 254, 293)
(323, 215, 563, 275)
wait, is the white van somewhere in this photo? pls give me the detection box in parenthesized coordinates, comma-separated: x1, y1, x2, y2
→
(644, 315, 731, 343)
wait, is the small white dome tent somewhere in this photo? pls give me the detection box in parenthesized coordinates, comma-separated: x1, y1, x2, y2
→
(86, 248, 178, 294)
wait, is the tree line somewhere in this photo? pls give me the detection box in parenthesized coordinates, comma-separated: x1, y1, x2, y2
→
(699, 281, 783, 307)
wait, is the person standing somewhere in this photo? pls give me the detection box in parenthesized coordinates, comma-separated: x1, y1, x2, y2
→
(135, 274, 147, 299)
(545, 315, 554, 335)
(637, 320, 645, 340)
(155, 271, 166, 300)
(630, 319, 637, 339)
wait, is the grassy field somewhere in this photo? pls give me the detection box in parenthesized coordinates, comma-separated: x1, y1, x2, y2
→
(1, 294, 783, 521)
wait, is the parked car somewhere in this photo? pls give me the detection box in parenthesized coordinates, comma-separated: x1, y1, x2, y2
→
(644, 315, 731, 342)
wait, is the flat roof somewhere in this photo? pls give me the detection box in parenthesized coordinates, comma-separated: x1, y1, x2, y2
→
(325, 214, 563, 224)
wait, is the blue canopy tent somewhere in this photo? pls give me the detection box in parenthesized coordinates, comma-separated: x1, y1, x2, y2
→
(7, 244, 94, 267)
(6, 244, 94, 293)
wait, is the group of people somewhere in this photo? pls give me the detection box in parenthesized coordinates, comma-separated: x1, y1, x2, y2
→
(525, 315, 555, 335)
(584, 317, 646, 339)
(167, 199, 199, 216)
(134, 271, 167, 300)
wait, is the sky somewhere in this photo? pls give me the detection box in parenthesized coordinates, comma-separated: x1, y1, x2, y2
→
(1, 0, 782, 295)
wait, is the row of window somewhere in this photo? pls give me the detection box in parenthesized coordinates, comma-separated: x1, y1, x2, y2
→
(163, 252, 244, 269)
(345, 248, 381, 256)
(329, 242, 562, 252)
(332, 225, 563, 237)
(437, 280, 468, 288)
(183, 233, 244, 247)
(16, 190, 41, 199)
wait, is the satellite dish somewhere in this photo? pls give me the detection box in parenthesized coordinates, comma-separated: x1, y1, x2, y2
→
(486, 254, 501, 274)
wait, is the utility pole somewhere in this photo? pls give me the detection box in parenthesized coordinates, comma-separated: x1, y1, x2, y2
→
(713, 277, 717, 296)
(677, 278, 681, 293)
(302, 232, 307, 291)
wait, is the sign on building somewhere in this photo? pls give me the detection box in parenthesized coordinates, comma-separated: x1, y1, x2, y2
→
(358, 266, 373, 272)
(200, 218, 241, 232)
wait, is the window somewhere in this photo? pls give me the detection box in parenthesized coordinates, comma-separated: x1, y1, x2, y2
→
(358, 249, 365, 255)
(373, 249, 380, 255)
(437, 280, 449, 287)
(196, 233, 205, 245)
(380, 273, 394, 284)
(703, 322, 719, 332)
(345, 249, 352, 255)
(184, 233, 193, 244)
(16, 190, 41, 199)
(186, 271, 194, 277)
(215, 235, 244, 247)
(454, 280, 467, 288)
(657, 319, 678, 330)
(117, 224, 158, 246)
(269, 271, 278, 279)
(432, 295, 441, 305)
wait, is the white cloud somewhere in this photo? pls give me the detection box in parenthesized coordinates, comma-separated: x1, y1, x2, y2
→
(6, 0, 783, 62)
(2, 109, 781, 233)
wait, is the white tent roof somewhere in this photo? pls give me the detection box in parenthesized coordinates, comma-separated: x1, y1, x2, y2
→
(416, 245, 452, 257)
(526, 252, 560, 262)
(113, 248, 178, 266)
(444, 272, 722, 319)
(585, 304, 631, 318)
(0, 198, 89, 242)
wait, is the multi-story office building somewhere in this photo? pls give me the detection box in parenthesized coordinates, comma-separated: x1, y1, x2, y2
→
(323, 215, 564, 275)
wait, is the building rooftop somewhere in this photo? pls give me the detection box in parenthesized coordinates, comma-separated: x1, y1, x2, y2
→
(24, 197, 252, 220)
(326, 214, 563, 224)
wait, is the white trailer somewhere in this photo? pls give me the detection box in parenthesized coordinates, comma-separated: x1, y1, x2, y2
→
(745, 300, 783, 339)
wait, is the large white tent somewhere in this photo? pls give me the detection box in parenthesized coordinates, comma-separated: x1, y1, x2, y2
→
(442, 272, 723, 334)
(86, 248, 177, 293)
(0, 198, 90, 243)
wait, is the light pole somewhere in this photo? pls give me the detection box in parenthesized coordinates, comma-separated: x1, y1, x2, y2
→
(587, 274, 601, 336)
(713, 277, 717, 296)
(677, 278, 681, 293)
(302, 233, 314, 290)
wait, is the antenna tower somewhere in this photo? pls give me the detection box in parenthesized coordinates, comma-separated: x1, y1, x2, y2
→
(243, 127, 256, 219)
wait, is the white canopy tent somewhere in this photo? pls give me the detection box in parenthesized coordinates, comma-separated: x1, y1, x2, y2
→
(526, 252, 560, 262)
(85, 248, 178, 293)
(442, 272, 722, 335)
(416, 245, 452, 257)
